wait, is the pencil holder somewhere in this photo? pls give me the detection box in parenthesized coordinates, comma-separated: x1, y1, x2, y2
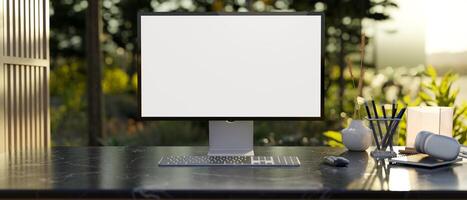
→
(363, 100, 406, 160)
(366, 117, 401, 159)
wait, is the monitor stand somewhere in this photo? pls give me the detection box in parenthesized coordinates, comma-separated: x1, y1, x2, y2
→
(208, 120, 254, 156)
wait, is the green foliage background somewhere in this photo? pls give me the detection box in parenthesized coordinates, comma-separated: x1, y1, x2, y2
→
(49, 0, 466, 146)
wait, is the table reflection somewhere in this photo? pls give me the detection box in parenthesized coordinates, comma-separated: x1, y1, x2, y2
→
(319, 150, 464, 191)
(0, 147, 465, 194)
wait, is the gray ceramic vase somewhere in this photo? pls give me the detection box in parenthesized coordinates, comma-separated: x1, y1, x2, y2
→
(341, 120, 372, 151)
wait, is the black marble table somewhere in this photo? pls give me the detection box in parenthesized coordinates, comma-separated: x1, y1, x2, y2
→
(0, 146, 466, 199)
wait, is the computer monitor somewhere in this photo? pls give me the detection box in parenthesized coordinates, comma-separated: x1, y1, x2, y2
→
(138, 13, 324, 156)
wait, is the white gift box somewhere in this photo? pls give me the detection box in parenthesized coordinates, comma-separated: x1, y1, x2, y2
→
(406, 106, 453, 147)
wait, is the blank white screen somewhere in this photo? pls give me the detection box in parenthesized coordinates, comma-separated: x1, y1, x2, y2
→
(141, 15, 322, 117)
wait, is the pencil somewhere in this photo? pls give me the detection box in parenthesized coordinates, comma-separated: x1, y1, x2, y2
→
(364, 101, 381, 150)
(382, 107, 406, 148)
(371, 100, 384, 140)
(381, 104, 392, 151)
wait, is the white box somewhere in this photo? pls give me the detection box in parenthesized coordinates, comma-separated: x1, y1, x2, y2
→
(406, 107, 453, 147)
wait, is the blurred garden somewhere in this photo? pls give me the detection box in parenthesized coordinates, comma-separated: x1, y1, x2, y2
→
(49, 0, 467, 146)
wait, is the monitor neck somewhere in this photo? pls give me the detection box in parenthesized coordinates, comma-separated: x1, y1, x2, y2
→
(208, 120, 254, 156)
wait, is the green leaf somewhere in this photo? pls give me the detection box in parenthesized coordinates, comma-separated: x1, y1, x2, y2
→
(425, 66, 437, 79)
(323, 131, 342, 142)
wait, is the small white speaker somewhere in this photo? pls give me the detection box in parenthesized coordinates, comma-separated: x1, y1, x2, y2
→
(415, 131, 460, 161)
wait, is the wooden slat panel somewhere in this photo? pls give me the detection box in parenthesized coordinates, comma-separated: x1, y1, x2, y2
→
(1, 0, 49, 157)
(3, 64, 48, 153)
(1, 0, 43, 59)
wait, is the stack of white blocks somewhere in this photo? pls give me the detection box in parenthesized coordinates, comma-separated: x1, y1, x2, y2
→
(406, 107, 453, 148)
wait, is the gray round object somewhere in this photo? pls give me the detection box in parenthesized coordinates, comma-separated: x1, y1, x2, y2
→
(414, 131, 460, 161)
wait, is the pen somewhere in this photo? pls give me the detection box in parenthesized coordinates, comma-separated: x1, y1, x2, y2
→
(364, 101, 381, 150)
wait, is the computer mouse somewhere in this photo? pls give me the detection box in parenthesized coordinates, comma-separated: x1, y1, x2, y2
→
(323, 156, 349, 167)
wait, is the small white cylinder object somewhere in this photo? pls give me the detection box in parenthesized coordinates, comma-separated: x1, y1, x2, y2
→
(415, 131, 460, 161)
(406, 107, 453, 147)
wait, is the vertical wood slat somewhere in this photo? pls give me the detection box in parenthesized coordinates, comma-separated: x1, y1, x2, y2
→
(18, 0, 21, 57)
(32, 0, 36, 58)
(7, 65, 12, 158)
(33, 66, 37, 151)
(37, 65, 42, 149)
(19, 0, 22, 57)
(12, 0, 16, 57)
(5, 0, 10, 56)
(25, 0, 29, 58)
(37, 0, 41, 59)
(39, 0, 43, 59)
(35, 0, 39, 59)
(13, 66, 18, 158)
(19, 65, 23, 154)
(25, 65, 29, 154)
(42, 0, 47, 60)
(44, 0, 50, 146)
(36, 66, 40, 150)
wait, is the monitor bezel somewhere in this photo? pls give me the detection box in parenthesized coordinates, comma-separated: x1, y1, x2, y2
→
(137, 12, 325, 121)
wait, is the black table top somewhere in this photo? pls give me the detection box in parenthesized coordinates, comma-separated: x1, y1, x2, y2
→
(1, 146, 466, 199)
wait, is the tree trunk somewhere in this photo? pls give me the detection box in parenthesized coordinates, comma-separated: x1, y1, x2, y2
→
(86, 0, 104, 146)
(338, 28, 346, 113)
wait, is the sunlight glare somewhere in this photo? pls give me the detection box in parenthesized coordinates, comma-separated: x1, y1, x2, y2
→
(425, 0, 467, 54)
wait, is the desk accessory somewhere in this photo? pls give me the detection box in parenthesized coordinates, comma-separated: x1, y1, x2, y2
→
(341, 120, 372, 151)
(341, 32, 372, 152)
(323, 156, 349, 167)
(414, 131, 460, 161)
(389, 154, 462, 168)
(365, 100, 406, 159)
(159, 155, 300, 167)
(406, 107, 454, 148)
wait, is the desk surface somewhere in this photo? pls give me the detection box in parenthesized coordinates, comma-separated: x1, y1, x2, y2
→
(0, 146, 466, 199)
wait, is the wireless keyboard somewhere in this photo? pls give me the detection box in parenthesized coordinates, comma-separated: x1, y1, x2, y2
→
(159, 155, 300, 167)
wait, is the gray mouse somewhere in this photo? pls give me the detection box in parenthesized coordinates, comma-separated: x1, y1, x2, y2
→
(323, 156, 349, 167)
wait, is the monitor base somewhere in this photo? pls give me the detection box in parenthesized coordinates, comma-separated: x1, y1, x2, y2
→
(208, 121, 254, 156)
